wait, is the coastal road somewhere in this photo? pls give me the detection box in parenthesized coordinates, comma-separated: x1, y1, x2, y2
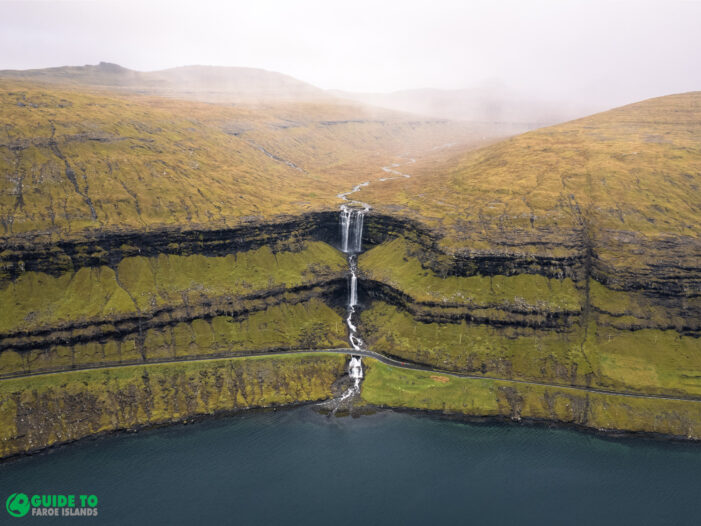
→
(4, 346, 701, 404)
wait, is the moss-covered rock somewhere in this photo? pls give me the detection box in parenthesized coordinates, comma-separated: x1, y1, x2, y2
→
(0, 353, 347, 459)
(361, 359, 701, 439)
(1, 299, 347, 377)
(360, 302, 701, 398)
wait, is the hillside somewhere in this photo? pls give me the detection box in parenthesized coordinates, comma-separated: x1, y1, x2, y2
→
(346, 93, 700, 437)
(0, 83, 699, 456)
(356, 92, 701, 282)
(0, 79, 490, 244)
(0, 62, 331, 103)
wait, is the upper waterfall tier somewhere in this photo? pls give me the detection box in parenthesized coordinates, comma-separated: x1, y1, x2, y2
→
(340, 207, 366, 254)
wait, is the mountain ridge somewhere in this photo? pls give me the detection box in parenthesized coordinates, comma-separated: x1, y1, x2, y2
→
(1, 63, 603, 126)
(0, 62, 332, 103)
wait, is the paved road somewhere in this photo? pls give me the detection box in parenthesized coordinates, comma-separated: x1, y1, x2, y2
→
(347, 348, 701, 403)
(4, 346, 700, 404)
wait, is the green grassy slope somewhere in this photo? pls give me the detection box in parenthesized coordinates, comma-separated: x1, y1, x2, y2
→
(1, 82, 698, 450)
(359, 302, 701, 398)
(0, 238, 349, 376)
(0, 299, 348, 377)
(361, 359, 701, 439)
(0, 241, 345, 335)
(0, 80, 486, 241)
(353, 94, 700, 419)
(356, 93, 700, 269)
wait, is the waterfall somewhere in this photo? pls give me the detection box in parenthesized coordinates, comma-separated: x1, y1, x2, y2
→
(340, 207, 351, 253)
(352, 211, 364, 253)
(339, 205, 367, 402)
(334, 354, 364, 409)
(345, 252, 365, 354)
(334, 173, 377, 406)
(328, 157, 416, 411)
(331, 156, 416, 406)
(348, 356, 363, 389)
(350, 268, 358, 307)
(340, 206, 364, 254)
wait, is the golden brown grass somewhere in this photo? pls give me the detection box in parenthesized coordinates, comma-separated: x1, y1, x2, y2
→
(0, 80, 488, 241)
(356, 92, 701, 254)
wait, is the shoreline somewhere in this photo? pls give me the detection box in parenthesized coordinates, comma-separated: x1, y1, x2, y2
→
(3, 395, 699, 465)
(0, 398, 330, 465)
(366, 405, 701, 447)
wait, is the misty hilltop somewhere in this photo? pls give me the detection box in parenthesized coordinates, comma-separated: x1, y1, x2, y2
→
(332, 81, 604, 129)
(2, 63, 602, 127)
(0, 62, 331, 103)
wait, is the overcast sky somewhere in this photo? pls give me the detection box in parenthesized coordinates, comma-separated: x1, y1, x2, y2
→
(1, 0, 700, 107)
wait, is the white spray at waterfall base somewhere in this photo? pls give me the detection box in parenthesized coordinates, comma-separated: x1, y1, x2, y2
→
(348, 356, 364, 391)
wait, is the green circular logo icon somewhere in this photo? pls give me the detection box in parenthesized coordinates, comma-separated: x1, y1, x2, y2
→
(6, 493, 30, 518)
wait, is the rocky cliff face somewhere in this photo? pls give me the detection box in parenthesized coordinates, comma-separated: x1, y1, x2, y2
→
(0, 216, 350, 378)
(0, 212, 357, 459)
(0, 206, 698, 456)
(0, 354, 347, 459)
(356, 219, 699, 400)
(0, 85, 698, 457)
(360, 360, 701, 440)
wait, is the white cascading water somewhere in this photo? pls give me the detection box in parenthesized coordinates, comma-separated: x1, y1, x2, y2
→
(353, 211, 364, 253)
(342, 214, 366, 394)
(340, 207, 351, 253)
(346, 254, 363, 350)
(348, 356, 363, 390)
(340, 206, 365, 254)
(331, 154, 424, 404)
(336, 191, 369, 401)
(350, 270, 358, 307)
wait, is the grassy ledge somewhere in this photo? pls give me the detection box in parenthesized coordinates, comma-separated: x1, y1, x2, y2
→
(360, 359, 701, 439)
(0, 352, 347, 459)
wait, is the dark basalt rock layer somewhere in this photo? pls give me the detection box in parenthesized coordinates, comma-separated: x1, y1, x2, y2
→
(360, 279, 581, 331)
(0, 209, 698, 457)
(3, 210, 698, 301)
(0, 211, 343, 284)
(0, 279, 347, 356)
(1, 210, 698, 375)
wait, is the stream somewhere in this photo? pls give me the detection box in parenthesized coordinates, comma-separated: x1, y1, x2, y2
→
(334, 155, 417, 403)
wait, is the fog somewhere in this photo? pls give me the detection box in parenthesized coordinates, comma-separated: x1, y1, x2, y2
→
(1, 0, 700, 109)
